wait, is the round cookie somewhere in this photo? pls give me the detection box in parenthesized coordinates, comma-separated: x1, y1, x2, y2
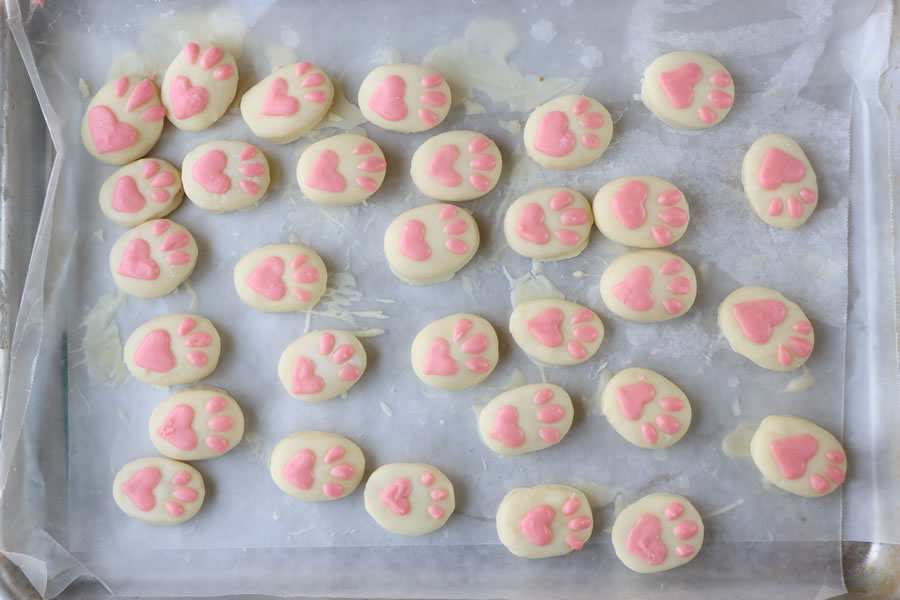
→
(124, 313, 221, 386)
(496, 484, 593, 558)
(479, 384, 574, 456)
(601, 368, 692, 449)
(113, 457, 205, 525)
(642, 51, 734, 130)
(508, 299, 604, 366)
(182, 140, 270, 213)
(99, 158, 183, 227)
(504, 188, 593, 260)
(149, 387, 244, 460)
(384, 204, 479, 285)
(233, 244, 327, 312)
(411, 313, 499, 391)
(599, 250, 697, 322)
(109, 219, 198, 299)
(364, 462, 455, 536)
(277, 330, 367, 403)
(410, 131, 502, 201)
(593, 176, 689, 248)
(81, 76, 166, 165)
(270, 431, 365, 501)
(161, 42, 239, 131)
(750, 415, 847, 498)
(718, 285, 814, 372)
(358, 64, 451, 132)
(296, 134, 387, 206)
(741, 133, 818, 229)
(523, 94, 613, 170)
(611, 493, 704, 573)
(240, 61, 335, 143)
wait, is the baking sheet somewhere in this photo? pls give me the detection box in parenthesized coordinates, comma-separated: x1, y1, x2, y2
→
(0, 0, 894, 597)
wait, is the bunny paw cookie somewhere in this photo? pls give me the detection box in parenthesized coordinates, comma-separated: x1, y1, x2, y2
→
(600, 251, 697, 322)
(270, 432, 366, 501)
(234, 244, 327, 312)
(358, 64, 451, 132)
(161, 42, 238, 131)
(99, 159, 183, 227)
(479, 384, 574, 456)
(411, 313, 499, 391)
(365, 463, 455, 536)
(297, 134, 387, 206)
(410, 131, 502, 201)
(496, 484, 594, 558)
(593, 176, 689, 248)
(109, 219, 197, 298)
(124, 314, 221, 386)
(742, 133, 818, 229)
(642, 51, 734, 130)
(601, 368, 692, 449)
(509, 299, 604, 366)
(504, 188, 593, 260)
(278, 330, 367, 403)
(523, 94, 613, 169)
(113, 458, 204, 525)
(182, 141, 270, 213)
(149, 387, 244, 460)
(612, 493, 704, 573)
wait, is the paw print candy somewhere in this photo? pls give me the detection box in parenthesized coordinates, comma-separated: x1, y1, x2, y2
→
(124, 314, 221, 386)
(742, 133, 818, 229)
(509, 299, 604, 366)
(410, 131, 502, 202)
(718, 285, 814, 372)
(113, 457, 205, 525)
(523, 94, 613, 170)
(599, 250, 697, 323)
(411, 313, 499, 391)
(479, 384, 574, 456)
(504, 187, 593, 260)
(233, 244, 327, 312)
(99, 159, 183, 227)
(149, 387, 244, 460)
(278, 330, 367, 403)
(384, 204, 479, 285)
(593, 176, 690, 248)
(611, 493, 704, 573)
(182, 141, 270, 213)
(296, 133, 387, 206)
(161, 42, 238, 131)
(81, 76, 166, 165)
(270, 431, 366, 501)
(642, 51, 734, 130)
(601, 368, 692, 449)
(496, 484, 594, 558)
(364, 462, 455, 536)
(240, 61, 335, 143)
(109, 219, 198, 298)
(358, 64, 451, 133)
(750, 415, 847, 498)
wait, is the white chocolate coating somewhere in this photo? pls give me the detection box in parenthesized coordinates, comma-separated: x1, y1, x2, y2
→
(593, 176, 689, 248)
(277, 330, 367, 403)
(149, 387, 244, 460)
(741, 133, 818, 229)
(478, 384, 574, 456)
(641, 51, 734, 130)
(109, 219, 197, 299)
(161, 42, 239, 131)
(611, 493, 704, 573)
(364, 462, 455, 536)
(503, 187, 593, 260)
(601, 368, 692, 449)
(358, 64, 451, 133)
(599, 250, 697, 323)
(112, 457, 205, 525)
(182, 140, 270, 213)
(496, 484, 594, 558)
(410, 313, 498, 391)
(233, 244, 327, 312)
(410, 131, 502, 201)
(523, 94, 613, 170)
(124, 313, 221, 386)
(99, 158, 183, 227)
(296, 134, 387, 206)
(270, 431, 366, 501)
(508, 298, 604, 366)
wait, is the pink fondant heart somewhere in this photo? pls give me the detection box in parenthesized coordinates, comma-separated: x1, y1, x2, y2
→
(306, 149, 346, 193)
(290, 357, 325, 395)
(526, 308, 564, 347)
(156, 404, 198, 450)
(426, 145, 462, 187)
(657, 62, 702, 109)
(518, 504, 555, 546)
(88, 105, 137, 154)
(757, 148, 807, 190)
(616, 382, 655, 421)
(423, 338, 458, 376)
(261, 77, 299, 116)
(281, 449, 315, 490)
(169, 76, 209, 120)
(192, 149, 231, 194)
(112, 176, 146, 213)
(611, 180, 649, 229)
(398, 219, 431, 261)
(533, 111, 575, 157)
(246, 256, 287, 301)
(731, 300, 787, 344)
(769, 434, 818, 479)
(117, 239, 160, 280)
(379, 478, 412, 515)
(120, 466, 161, 511)
(515, 203, 550, 244)
(134, 329, 176, 372)
(611, 266, 654, 311)
(489, 405, 525, 447)
(368, 74, 408, 121)
(626, 514, 667, 565)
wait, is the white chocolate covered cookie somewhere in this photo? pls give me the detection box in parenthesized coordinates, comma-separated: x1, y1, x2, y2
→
(182, 141, 270, 213)
(81, 76, 166, 164)
(296, 134, 387, 206)
(611, 493, 704, 573)
(149, 387, 244, 460)
(99, 158, 183, 227)
(593, 176, 689, 248)
(364, 462, 455, 536)
(109, 219, 197, 298)
(601, 368, 692, 449)
(508, 299, 604, 366)
(410, 131, 502, 201)
(523, 94, 613, 170)
(113, 457, 205, 525)
(750, 415, 847, 498)
(270, 431, 365, 501)
(496, 484, 593, 558)
(358, 64, 451, 132)
(161, 42, 238, 131)
(277, 330, 367, 403)
(718, 286, 814, 372)
(240, 61, 334, 143)
(233, 244, 327, 312)
(742, 133, 818, 229)
(642, 51, 734, 130)
(124, 314, 221, 386)
(411, 313, 498, 391)
(479, 384, 574, 456)
(504, 188, 593, 260)
(599, 250, 697, 322)
(384, 204, 479, 285)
